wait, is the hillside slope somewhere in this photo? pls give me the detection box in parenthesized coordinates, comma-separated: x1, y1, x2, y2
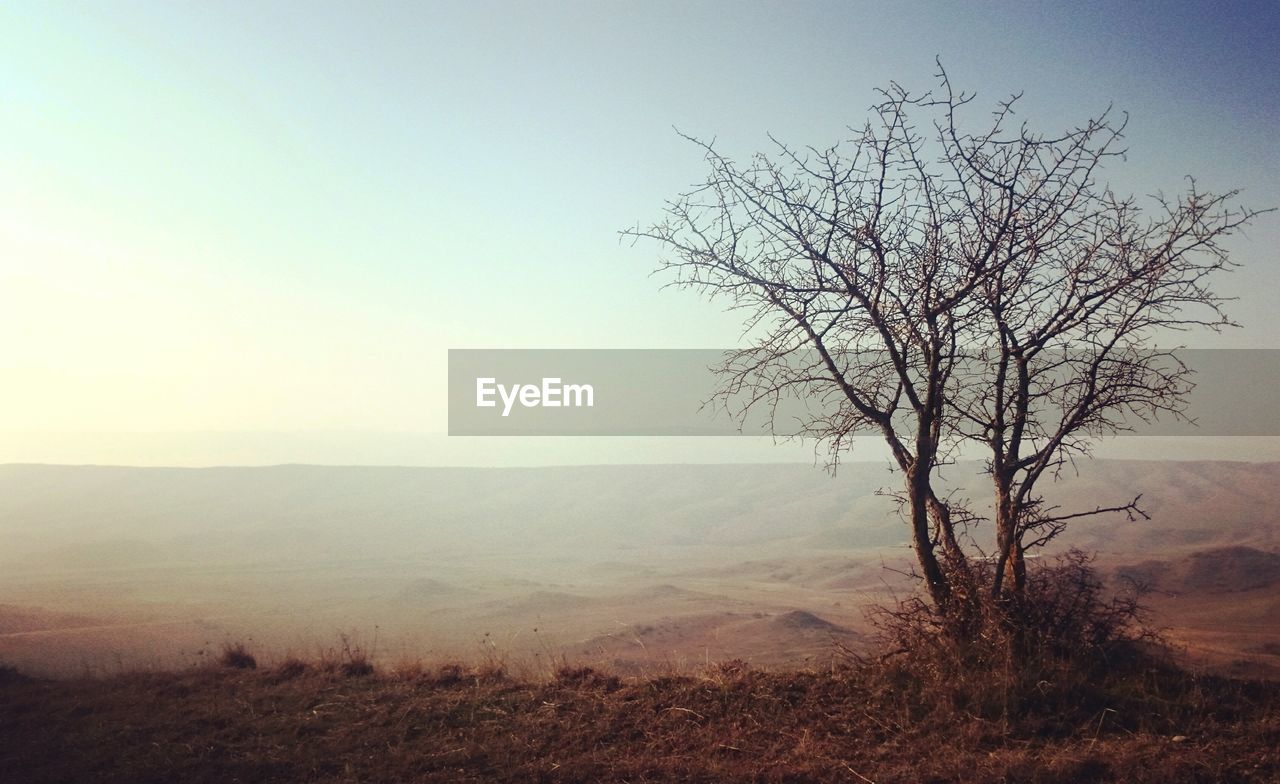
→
(2, 660, 1277, 783)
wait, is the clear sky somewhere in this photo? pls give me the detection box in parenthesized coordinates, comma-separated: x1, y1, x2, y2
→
(1, 1, 1276, 464)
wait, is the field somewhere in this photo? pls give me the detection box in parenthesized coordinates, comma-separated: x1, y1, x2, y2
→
(4, 654, 1280, 783)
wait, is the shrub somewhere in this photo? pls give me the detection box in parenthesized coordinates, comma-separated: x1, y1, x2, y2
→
(433, 663, 466, 686)
(864, 549, 1160, 728)
(340, 658, 374, 677)
(273, 657, 308, 681)
(338, 634, 375, 677)
(217, 643, 257, 670)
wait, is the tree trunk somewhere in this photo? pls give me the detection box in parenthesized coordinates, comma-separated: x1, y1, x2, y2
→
(927, 494, 968, 574)
(908, 467, 950, 608)
(1008, 541, 1027, 592)
(991, 476, 1017, 598)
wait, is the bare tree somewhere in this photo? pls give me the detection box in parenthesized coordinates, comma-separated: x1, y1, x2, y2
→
(626, 63, 1264, 618)
(958, 173, 1261, 599)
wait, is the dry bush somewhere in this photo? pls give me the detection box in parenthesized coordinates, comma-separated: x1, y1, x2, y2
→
(340, 654, 374, 678)
(217, 642, 257, 670)
(475, 632, 509, 682)
(432, 662, 466, 686)
(863, 549, 1164, 730)
(318, 633, 376, 677)
(272, 657, 308, 681)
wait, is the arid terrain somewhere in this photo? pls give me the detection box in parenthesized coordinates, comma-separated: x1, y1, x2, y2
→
(3, 459, 1280, 782)
(2, 460, 1278, 680)
(5, 653, 1280, 783)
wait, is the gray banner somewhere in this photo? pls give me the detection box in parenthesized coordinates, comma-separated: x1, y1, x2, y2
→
(448, 349, 1280, 437)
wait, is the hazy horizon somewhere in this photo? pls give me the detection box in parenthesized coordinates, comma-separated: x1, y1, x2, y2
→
(5, 432, 1280, 467)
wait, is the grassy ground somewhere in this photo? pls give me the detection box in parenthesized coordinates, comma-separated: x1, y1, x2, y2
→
(2, 654, 1278, 783)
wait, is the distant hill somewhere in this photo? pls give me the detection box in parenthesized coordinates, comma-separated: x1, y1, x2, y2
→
(1117, 546, 1280, 594)
(1, 461, 1277, 568)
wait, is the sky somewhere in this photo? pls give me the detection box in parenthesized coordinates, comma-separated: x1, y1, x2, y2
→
(1, 1, 1277, 465)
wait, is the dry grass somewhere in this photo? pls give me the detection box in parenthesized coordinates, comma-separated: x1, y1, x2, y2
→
(1, 649, 1277, 783)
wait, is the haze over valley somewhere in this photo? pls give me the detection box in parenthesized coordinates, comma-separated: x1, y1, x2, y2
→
(4, 460, 1277, 679)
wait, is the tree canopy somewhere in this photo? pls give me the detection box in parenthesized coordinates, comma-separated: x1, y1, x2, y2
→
(628, 63, 1265, 614)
